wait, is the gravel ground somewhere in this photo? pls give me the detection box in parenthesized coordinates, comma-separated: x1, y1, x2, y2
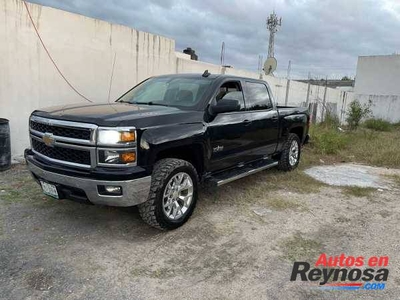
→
(1, 163, 400, 300)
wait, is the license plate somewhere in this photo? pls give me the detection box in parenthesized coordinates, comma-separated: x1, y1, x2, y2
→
(40, 181, 59, 199)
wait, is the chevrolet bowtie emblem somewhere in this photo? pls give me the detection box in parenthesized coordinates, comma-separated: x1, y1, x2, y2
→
(42, 133, 55, 147)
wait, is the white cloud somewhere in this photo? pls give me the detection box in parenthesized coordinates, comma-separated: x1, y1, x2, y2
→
(28, 0, 400, 79)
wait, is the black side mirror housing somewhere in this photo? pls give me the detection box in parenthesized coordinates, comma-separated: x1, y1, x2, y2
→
(210, 99, 240, 115)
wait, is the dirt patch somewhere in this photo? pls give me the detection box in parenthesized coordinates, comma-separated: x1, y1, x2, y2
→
(1, 163, 400, 299)
(25, 268, 54, 291)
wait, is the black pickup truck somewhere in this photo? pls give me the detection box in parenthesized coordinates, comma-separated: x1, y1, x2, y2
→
(25, 73, 309, 230)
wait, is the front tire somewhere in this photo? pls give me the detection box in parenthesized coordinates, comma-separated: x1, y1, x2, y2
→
(138, 158, 199, 230)
(277, 133, 301, 171)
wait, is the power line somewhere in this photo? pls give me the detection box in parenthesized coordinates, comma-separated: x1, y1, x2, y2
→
(23, 1, 92, 103)
(107, 53, 117, 103)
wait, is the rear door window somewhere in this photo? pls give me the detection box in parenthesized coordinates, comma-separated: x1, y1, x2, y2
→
(244, 82, 272, 110)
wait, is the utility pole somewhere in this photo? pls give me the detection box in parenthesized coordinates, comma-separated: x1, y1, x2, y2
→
(220, 42, 226, 75)
(258, 55, 263, 79)
(284, 60, 291, 105)
(306, 72, 311, 106)
(220, 41, 225, 66)
(322, 76, 328, 122)
(266, 11, 282, 59)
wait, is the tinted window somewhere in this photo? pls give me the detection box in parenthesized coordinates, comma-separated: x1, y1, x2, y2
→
(216, 81, 245, 110)
(117, 77, 213, 108)
(245, 82, 272, 110)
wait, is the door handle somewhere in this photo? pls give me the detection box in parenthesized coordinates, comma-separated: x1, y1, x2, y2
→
(271, 116, 278, 121)
(243, 119, 252, 126)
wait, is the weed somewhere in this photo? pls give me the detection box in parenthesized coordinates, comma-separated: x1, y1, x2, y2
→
(385, 174, 400, 187)
(363, 118, 392, 132)
(306, 126, 400, 168)
(309, 125, 348, 155)
(280, 233, 323, 262)
(340, 129, 400, 168)
(321, 112, 340, 129)
(342, 186, 375, 198)
(264, 195, 300, 211)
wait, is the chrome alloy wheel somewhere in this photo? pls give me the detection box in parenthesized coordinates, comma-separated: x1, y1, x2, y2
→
(162, 172, 194, 220)
(289, 140, 299, 166)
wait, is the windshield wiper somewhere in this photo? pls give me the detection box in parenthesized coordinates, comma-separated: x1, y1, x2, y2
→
(131, 101, 169, 107)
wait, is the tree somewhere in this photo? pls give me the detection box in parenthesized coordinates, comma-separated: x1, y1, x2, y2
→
(341, 76, 351, 81)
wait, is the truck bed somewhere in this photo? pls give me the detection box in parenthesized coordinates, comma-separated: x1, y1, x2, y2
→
(277, 106, 309, 117)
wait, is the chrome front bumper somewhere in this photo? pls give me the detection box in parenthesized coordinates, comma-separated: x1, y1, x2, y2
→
(26, 159, 151, 207)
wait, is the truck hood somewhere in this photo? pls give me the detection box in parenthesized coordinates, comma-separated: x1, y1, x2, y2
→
(32, 102, 204, 128)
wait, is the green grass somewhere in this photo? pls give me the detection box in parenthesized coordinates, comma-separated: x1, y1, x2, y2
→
(339, 129, 400, 168)
(342, 186, 376, 198)
(385, 174, 400, 188)
(279, 233, 323, 262)
(264, 195, 301, 211)
(309, 125, 349, 155)
(306, 124, 400, 168)
(363, 118, 392, 132)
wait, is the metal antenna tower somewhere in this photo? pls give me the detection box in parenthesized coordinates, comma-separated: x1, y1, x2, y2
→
(266, 12, 282, 58)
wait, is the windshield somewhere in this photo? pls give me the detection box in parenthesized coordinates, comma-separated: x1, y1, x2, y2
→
(117, 76, 213, 109)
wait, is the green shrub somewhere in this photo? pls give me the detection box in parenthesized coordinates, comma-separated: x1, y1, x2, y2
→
(346, 100, 372, 130)
(363, 118, 392, 132)
(321, 112, 340, 129)
(310, 125, 349, 155)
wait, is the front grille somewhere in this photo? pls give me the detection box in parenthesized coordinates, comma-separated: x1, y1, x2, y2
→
(32, 138, 91, 166)
(30, 120, 91, 140)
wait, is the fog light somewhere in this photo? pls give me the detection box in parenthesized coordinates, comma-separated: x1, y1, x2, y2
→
(98, 185, 122, 196)
(120, 152, 136, 163)
(105, 186, 121, 194)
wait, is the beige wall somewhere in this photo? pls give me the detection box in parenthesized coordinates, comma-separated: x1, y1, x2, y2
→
(0, 0, 351, 158)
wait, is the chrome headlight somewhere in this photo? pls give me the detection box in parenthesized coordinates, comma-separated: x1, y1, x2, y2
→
(96, 127, 137, 167)
(97, 127, 136, 146)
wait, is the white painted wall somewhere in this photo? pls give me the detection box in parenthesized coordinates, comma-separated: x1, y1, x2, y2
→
(354, 55, 400, 95)
(0, 0, 351, 158)
(353, 55, 400, 123)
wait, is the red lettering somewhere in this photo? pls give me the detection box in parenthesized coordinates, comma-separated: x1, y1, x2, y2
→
(315, 253, 327, 267)
(378, 256, 389, 267)
(345, 256, 355, 267)
(355, 256, 364, 267)
(327, 256, 339, 267)
(368, 256, 378, 267)
(339, 253, 346, 267)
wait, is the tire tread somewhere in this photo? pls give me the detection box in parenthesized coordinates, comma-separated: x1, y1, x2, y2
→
(138, 158, 198, 230)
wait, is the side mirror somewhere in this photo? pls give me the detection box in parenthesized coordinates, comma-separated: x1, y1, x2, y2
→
(210, 99, 240, 115)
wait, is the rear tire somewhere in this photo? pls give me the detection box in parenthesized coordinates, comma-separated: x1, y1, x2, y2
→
(277, 133, 301, 171)
(138, 158, 199, 230)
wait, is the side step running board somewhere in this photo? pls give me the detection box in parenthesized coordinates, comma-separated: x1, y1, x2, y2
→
(209, 159, 278, 187)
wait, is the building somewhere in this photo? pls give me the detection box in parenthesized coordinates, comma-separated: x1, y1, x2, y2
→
(354, 54, 400, 122)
